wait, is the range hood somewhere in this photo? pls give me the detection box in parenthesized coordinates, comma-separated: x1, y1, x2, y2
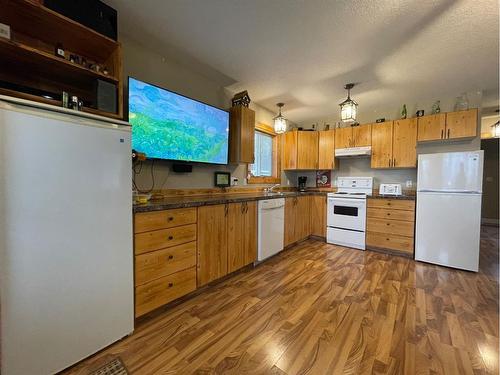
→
(335, 146, 372, 158)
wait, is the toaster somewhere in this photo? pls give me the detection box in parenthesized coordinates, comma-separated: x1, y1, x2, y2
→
(379, 183, 402, 196)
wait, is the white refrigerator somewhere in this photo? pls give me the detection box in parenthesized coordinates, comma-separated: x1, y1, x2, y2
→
(415, 151, 484, 272)
(0, 96, 134, 375)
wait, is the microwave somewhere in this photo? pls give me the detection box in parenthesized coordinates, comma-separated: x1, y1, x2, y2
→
(379, 183, 402, 196)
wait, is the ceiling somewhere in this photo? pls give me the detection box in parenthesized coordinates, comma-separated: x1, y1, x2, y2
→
(109, 0, 499, 123)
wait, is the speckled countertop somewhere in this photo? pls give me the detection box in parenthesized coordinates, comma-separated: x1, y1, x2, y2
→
(133, 189, 416, 213)
(133, 191, 327, 213)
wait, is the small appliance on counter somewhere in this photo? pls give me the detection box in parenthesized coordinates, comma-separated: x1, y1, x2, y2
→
(379, 183, 402, 196)
(298, 176, 307, 191)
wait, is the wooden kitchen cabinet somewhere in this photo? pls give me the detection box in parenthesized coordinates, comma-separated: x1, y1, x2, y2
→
(352, 123, 372, 146)
(417, 113, 446, 141)
(392, 118, 417, 168)
(310, 195, 327, 237)
(371, 120, 417, 168)
(335, 124, 371, 149)
(282, 130, 319, 170)
(282, 130, 298, 170)
(335, 127, 352, 149)
(229, 106, 255, 164)
(133, 207, 198, 317)
(417, 109, 477, 142)
(366, 198, 415, 256)
(318, 130, 336, 170)
(284, 196, 311, 246)
(197, 204, 228, 287)
(227, 201, 257, 273)
(445, 109, 477, 139)
(371, 121, 393, 168)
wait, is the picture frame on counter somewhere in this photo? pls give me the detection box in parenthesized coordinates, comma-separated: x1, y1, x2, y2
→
(214, 171, 231, 188)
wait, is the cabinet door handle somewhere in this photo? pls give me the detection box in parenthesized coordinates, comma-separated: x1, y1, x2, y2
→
(245, 202, 249, 213)
(168, 282, 173, 288)
(393, 158, 396, 167)
(168, 235, 173, 240)
(447, 129, 450, 139)
(441, 129, 444, 139)
(168, 255, 173, 260)
(241, 203, 245, 213)
(225, 204, 228, 216)
(167, 217, 174, 222)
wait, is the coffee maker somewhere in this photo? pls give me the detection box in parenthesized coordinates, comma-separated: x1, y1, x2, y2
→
(298, 176, 307, 191)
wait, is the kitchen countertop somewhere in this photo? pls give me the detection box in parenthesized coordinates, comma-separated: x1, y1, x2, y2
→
(133, 189, 416, 213)
(368, 192, 416, 200)
(133, 191, 328, 213)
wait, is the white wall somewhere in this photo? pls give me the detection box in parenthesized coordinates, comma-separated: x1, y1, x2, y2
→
(123, 35, 278, 190)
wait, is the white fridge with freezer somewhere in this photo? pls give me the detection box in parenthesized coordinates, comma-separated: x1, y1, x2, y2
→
(415, 151, 484, 272)
(0, 96, 134, 374)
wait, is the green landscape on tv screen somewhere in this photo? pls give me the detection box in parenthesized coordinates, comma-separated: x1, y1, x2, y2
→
(129, 77, 229, 164)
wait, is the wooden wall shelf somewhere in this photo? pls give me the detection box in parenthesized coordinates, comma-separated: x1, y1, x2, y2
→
(0, 0, 123, 119)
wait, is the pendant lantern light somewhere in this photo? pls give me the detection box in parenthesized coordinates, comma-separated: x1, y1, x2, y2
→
(274, 103, 287, 134)
(339, 83, 358, 123)
(492, 120, 500, 138)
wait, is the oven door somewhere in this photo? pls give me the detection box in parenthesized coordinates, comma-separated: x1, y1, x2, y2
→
(327, 197, 366, 231)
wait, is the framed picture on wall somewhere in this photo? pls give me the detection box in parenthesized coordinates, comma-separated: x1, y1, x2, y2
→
(316, 170, 331, 188)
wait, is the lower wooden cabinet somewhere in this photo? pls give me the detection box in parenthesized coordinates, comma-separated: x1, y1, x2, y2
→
(310, 195, 326, 237)
(197, 202, 257, 287)
(197, 204, 228, 287)
(134, 207, 199, 317)
(366, 198, 415, 256)
(227, 201, 257, 274)
(135, 267, 197, 317)
(284, 196, 311, 246)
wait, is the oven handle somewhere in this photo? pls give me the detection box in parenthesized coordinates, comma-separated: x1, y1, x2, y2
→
(328, 197, 366, 207)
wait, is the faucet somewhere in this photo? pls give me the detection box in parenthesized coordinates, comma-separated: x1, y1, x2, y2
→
(265, 184, 281, 193)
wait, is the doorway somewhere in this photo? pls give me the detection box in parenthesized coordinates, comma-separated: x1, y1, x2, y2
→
(481, 137, 499, 225)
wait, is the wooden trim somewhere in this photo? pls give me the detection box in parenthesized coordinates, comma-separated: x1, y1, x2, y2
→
(255, 122, 276, 136)
(247, 124, 282, 184)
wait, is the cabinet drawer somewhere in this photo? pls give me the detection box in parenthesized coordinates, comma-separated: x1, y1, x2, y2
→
(367, 218, 414, 237)
(366, 232, 414, 254)
(134, 208, 197, 233)
(135, 267, 196, 317)
(135, 241, 196, 286)
(135, 224, 197, 255)
(367, 199, 415, 211)
(367, 207, 414, 222)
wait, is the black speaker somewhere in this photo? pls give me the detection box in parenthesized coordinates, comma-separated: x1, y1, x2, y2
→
(172, 164, 193, 173)
(95, 79, 117, 113)
(44, 0, 118, 41)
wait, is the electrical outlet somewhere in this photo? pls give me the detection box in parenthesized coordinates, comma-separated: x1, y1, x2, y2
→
(231, 177, 239, 186)
(406, 180, 413, 188)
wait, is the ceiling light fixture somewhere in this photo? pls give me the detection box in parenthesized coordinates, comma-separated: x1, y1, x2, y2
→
(274, 103, 287, 134)
(339, 83, 358, 123)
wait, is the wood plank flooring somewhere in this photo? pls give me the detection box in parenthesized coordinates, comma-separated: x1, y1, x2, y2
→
(64, 226, 499, 375)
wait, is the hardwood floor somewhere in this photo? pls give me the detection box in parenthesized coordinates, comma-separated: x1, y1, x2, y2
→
(65, 226, 499, 375)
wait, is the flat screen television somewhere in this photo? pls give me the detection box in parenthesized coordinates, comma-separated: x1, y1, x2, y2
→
(128, 77, 229, 164)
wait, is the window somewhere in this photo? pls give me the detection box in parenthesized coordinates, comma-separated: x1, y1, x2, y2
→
(251, 131, 273, 177)
(248, 123, 281, 184)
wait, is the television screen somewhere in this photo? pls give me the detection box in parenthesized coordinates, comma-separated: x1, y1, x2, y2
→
(128, 77, 229, 164)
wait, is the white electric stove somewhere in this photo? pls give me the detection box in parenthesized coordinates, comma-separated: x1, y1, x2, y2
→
(327, 177, 373, 250)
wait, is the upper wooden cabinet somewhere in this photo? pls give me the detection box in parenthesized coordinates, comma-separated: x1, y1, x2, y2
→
(371, 119, 417, 169)
(318, 130, 335, 170)
(392, 119, 417, 168)
(371, 122, 393, 168)
(417, 113, 446, 141)
(229, 106, 255, 164)
(417, 109, 477, 141)
(353, 124, 372, 146)
(282, 130, 318, 170)
(335, 124, 372, 149)
(445, 109, 478, 140)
